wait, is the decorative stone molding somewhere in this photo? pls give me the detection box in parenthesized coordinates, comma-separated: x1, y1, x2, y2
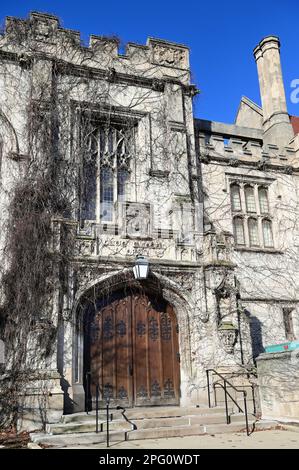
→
(228, 157, 239, 167)
(152, 44, 187, 69)
(218, 322, 238, 354)
(256, 159, 269, 171)
(214, 272, 238, 299)
(152, 79, 165, 92)
(283, 165, 293, 175)
(106, 67, 117, 82)
(166, 271, 194, 292)
(200, 154, 210, 164)
(182, 84, 200, 97)
(75, 265, 106, 291)
(204, 230, 234, 264)
(75, 238, 95, 257)
(123, 202, 151, 239)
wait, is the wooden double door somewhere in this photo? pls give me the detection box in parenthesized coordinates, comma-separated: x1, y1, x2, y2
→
(84, 291, 180, 407)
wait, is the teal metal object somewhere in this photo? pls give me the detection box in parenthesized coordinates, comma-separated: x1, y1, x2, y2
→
(265, 340, 299, 353)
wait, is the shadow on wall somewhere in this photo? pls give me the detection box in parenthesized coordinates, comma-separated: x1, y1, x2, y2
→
(244, 309, 265, 361)
(60, 377, 74, 415)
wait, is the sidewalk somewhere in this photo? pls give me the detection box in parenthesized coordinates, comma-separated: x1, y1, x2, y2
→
(59, 430, 299, 449)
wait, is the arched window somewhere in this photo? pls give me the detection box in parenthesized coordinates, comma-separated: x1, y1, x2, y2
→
(258, 186, 269, 214)
(231, 184, 242, 211)
(233, 217, 245, 245)
(248, 218, 259, 246)
(245, 186, 256, 213)
(262, 219, 273, 247)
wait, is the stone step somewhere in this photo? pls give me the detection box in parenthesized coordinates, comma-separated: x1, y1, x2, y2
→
(49, 416, 190, 434)
(125, 406, 226, 420)
(51, 412, 248, 435)
(47, 420, 129, 435)
(31, 418, 278, 447)
(126, 424, 205, 441)
(61, 405, 227, 424)
(30, 431, 126, 447)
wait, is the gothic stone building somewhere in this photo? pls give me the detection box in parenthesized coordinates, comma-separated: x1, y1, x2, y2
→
(0, 12, 298, 429)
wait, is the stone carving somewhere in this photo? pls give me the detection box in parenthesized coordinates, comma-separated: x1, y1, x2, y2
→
(106, 67, 116, 82)
(211, 269, 239, 324)
(32, 18, 55, 40)
(183, 85, 199, 97)
(152, 79, 165, 92)
(152, 44, 186, 68)
(228, 158, 239, 167)
(75, 238, 95, 257)
(204, 230, 234, 263)
(284, 165, 293, 175)
(256, 159, 268, 171)
(218, 322, 238, 354)
(214, 272, 235, 299)
(166, 272, 194, 292)
(75, 265, 105, 290)
(124, 202, 151, 239)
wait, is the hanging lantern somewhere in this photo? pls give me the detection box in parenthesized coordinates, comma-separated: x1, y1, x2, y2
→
(133, 255, 149, 280)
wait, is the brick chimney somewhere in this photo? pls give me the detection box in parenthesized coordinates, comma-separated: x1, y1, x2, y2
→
(253, 36, 294, 147)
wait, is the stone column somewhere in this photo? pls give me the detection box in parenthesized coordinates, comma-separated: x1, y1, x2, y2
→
(253, 36, 294, 147)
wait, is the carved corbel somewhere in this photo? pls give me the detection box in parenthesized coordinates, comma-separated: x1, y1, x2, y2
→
(218, 322, 238, 354)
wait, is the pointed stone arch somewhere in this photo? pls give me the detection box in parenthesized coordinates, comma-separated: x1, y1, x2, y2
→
(69, 269, 193, 412)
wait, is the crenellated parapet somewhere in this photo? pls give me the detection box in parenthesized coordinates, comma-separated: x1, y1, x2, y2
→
(195, 119, 299, 173)
(0, 11, 191, 85)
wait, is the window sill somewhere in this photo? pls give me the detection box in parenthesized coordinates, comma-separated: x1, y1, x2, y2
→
(234, 246, 283, 254)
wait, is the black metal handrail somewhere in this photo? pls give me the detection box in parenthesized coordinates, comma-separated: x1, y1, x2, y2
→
(206, 368, 250, 436)
(84, 374, 137, 447)
(213, 382, 243, 414)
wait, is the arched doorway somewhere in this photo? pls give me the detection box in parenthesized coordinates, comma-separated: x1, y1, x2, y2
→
(83, 288, 180, 408)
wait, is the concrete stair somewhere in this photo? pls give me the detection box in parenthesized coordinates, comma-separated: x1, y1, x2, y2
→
(30, 406, 278, 448)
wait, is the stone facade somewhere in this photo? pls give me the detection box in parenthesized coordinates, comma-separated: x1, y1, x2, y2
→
(0, 13, 298, 429)
(257, 351, 299, 421)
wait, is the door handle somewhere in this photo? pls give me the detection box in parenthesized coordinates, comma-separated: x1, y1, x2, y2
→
(129, 364, 133, 376)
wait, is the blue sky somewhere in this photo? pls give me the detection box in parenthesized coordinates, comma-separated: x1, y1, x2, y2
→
(0, 1, 298, 123)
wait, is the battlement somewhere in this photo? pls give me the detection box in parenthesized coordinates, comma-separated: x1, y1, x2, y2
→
(195, 119, 299, 172)
(0, 11, 190, 83)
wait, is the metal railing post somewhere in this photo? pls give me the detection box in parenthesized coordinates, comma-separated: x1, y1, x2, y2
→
(206, 369, 211, 408)
(251, 385, 257, 416)
(224, 381, 230, 424)
(206, 368, 254, 435)
(213, 383, 217, 407)
(106, 398, 110, 448)
(85, 371, 90, 414)
(96, 385, 99, 433)
(243, 392, 249, 436)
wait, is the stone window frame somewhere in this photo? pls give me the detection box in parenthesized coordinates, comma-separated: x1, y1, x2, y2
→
(74, 103, 146, 226)
(229, 178, 275, 250)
